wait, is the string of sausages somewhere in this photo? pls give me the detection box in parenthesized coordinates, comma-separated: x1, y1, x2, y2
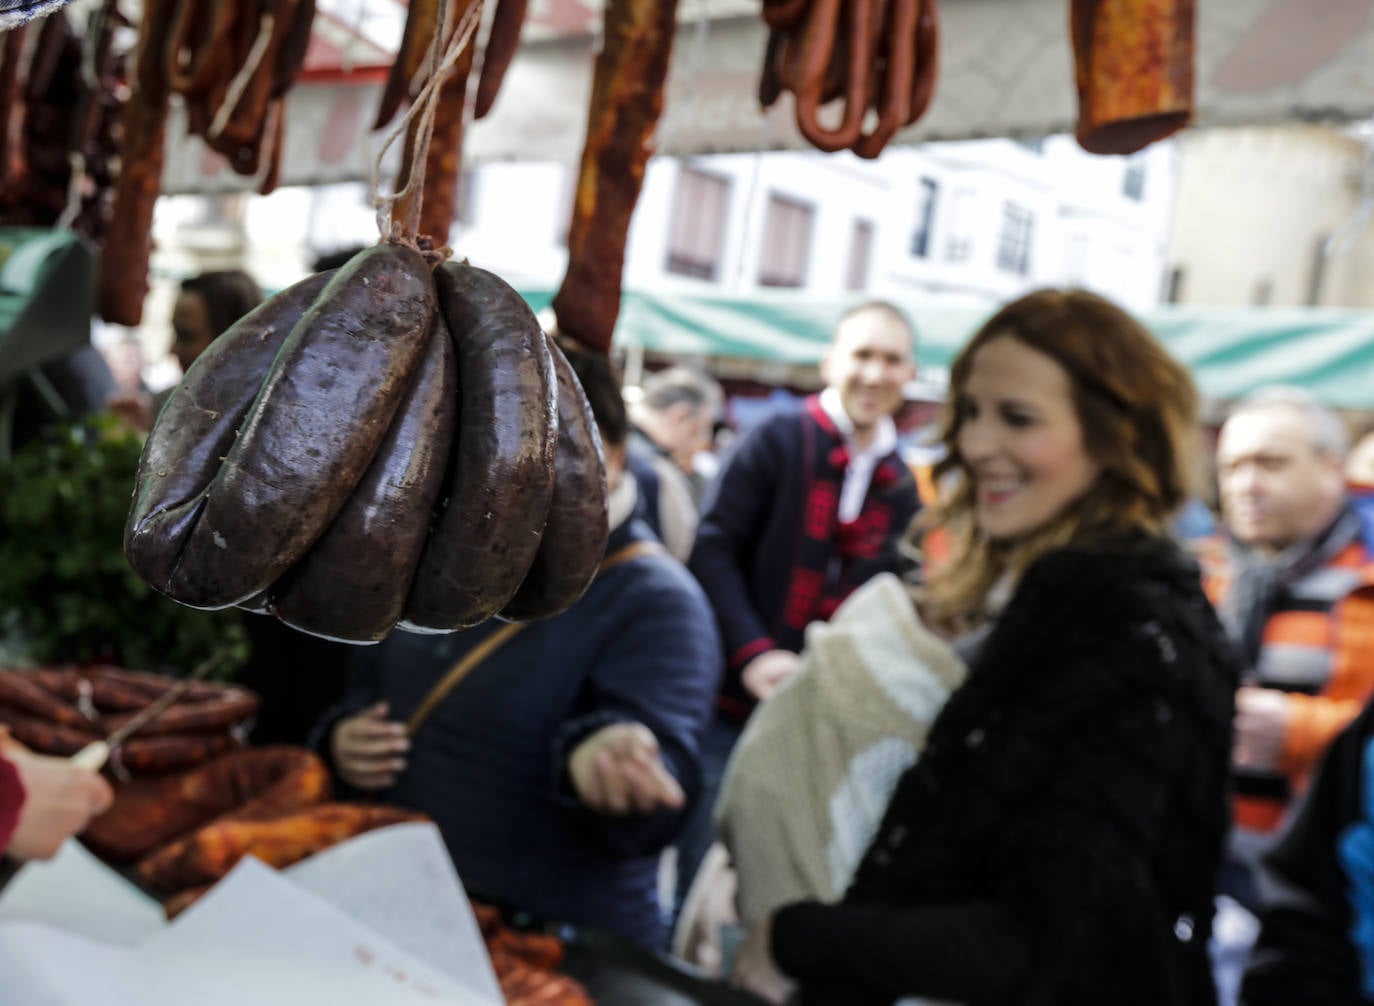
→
(98, 0, 317, 325)
(375, 0, 530, 246)
(759, 0, 939, 159)
(0, 4, 125, 242)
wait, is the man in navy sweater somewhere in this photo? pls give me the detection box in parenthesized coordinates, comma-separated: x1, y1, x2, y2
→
(675, 301, 922, 915)
(318, 346, 722, 951)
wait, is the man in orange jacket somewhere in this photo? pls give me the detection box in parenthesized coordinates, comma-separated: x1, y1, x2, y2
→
(1210, 387, 1374, 911)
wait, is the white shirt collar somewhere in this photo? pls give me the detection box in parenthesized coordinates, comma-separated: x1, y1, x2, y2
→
(818, 388, 900, 523)
(608, 470, 638, 532)
(819, 387, 897, 459)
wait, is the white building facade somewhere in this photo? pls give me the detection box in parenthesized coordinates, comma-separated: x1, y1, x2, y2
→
(454, 135, 1177, 313)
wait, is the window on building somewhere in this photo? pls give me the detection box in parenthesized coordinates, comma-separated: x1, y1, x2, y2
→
(945, 189, 976, 263)
(1123, 162, 1146, 201)
(996, 202, 1034, 276)
(911, 177, 938, 257)
(847, 219, 874, 291)
(1064, 233, 1090, 285)
(1164, 266, 1186, 304)
(757, 193, 813, 288)
(455, 169, 478, 227)
(665, 166, 731, 280)
(1308, 234, 1331, 305)
(555, 162, 577, 246)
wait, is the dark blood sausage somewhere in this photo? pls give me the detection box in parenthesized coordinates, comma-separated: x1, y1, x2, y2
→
(403, 262, 558, 631)
(166, 244, 436, 609)
(499, 335, 609, 622)
(124, 270, 334, 599)
(273, 313, 458, 643)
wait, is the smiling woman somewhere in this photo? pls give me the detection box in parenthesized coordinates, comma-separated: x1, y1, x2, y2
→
(730, 288, 1239, 1006)
(955, 336, 1101, 543)
(920, 287, 1200, 635)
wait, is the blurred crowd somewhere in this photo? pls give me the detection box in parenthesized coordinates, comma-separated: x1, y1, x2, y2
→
(12, 268, 1374, 1006)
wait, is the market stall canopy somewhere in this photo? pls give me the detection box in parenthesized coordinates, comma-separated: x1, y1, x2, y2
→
(127, 0, 1374, 191)
(515, 286, 1374, 410)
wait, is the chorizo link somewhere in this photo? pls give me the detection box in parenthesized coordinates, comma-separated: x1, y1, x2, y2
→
(164, 0, 235, 97)
(102, 691, 260, 737)
(0, 28, 27, 191)
(373, 0, 439, 130)
(0, 707, 95, 755)
(905, 0, 939, 126)
(83, 746, 331, 862)
(418, 40, 475, 245)
(135, 803, 427, 891)
(31, 666, 243, 709)
(0, 670, 91, 729)
(549, 0, 679, 353)
(793, 0, 873, 154)
(1072, 0, 1194, 155)
(473, 0, 528, 120)
(853, 0, 916, 159)
(113, 731, 236, 774)
(97, 0, 176, 326)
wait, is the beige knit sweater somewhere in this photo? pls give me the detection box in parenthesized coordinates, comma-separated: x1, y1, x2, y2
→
(715, 572, 968, 927)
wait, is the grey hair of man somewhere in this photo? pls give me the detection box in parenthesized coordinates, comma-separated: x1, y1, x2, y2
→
(1228, 385, 1349, 460)
(639, 366, 724, 421)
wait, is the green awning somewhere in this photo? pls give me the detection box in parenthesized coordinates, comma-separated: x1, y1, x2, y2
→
(522, 289, 1374, 409)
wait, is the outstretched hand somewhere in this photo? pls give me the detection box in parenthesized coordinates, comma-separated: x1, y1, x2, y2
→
(741, 649, 801, 702)
(331, 702, 409, 791)
(568, 722, 684, 816)
(731, 914, 796, 1004)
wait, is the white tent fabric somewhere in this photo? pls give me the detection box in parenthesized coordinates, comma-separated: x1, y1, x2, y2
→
(157, 0, 1374, 190)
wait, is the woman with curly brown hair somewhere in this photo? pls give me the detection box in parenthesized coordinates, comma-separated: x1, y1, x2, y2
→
(730, 288, 1239, 1006)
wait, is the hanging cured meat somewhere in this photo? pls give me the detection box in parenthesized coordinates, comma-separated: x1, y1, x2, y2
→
(758, 0, 940, 160)
(1072, 0, 1196, 155)
(98, 0, 317, 325)
(549, 0, 679, 355)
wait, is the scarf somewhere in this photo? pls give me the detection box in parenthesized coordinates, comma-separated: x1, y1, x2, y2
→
(781, 399, 904, 639)
(1220, 502, 1364, 674)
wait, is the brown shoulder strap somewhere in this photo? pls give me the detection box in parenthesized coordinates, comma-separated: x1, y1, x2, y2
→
(595, 538, 665, 575)
(404, 538, 668, 737)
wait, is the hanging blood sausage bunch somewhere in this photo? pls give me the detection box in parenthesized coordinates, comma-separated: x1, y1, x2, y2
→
(759, 0, 940, 159)
(123, 243, 609, 645)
